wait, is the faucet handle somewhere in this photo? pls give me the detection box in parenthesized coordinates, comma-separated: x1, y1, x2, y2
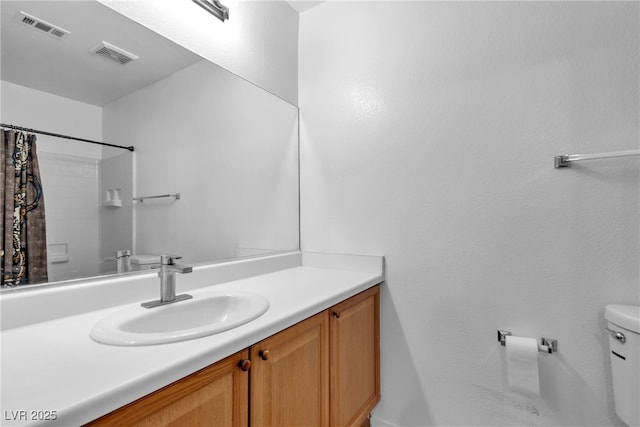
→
(160, 254, 182, 265)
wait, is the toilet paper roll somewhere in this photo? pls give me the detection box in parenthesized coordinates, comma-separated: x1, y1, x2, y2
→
(506, 335, 540, 396)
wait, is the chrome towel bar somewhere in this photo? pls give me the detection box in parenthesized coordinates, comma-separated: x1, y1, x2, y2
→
(555, 149, 639, 168)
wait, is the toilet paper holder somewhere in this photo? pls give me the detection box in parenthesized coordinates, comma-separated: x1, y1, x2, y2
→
(497, 330, 558, 354)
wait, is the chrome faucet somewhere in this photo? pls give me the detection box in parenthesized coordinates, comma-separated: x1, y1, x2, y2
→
(115, 250, 131, 273)
(141, 254, 193, 308)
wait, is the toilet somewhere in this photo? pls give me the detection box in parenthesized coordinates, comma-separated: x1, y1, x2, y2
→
(129, 254, 161, 271)
(605, 304, 640, 426)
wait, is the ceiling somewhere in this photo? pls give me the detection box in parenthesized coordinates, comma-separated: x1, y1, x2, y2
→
(286, 1, 325, 14)
(1, 1, 202, 106)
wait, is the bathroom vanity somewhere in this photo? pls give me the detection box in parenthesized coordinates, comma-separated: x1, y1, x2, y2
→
(87, 286, 379, 427)
(0, 251, 383, 427)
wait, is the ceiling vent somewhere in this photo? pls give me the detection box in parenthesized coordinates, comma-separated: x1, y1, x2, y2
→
(15, 11, 70, 40)
(90, 41, 139, 66)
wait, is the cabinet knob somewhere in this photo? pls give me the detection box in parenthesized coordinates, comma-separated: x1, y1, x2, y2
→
(332, 311, 340, 319)
(238, 359, 251, 371)
(259, 349, 270, 361)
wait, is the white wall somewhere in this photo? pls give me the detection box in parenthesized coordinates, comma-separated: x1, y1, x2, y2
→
(1, 81, 103, 159)
(0, 81, 103, 281)
(98, 0, 299, 106)
(299, 2, 639, 426)
(103, 60, 299, 265)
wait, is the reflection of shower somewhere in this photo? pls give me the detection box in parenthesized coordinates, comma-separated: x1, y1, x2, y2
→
(37, 151, 100, 282)
(0, 128, 48, 286)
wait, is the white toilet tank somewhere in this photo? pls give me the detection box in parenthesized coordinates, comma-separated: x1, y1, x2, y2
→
(605, 304, 640, 427)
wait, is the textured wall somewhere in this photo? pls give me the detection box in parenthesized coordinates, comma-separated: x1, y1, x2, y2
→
(299, 2, 639, 426)
(98, 0, 299, 105)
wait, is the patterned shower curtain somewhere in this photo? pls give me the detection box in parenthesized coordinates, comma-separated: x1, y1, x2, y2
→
(1, 130, 48, 287)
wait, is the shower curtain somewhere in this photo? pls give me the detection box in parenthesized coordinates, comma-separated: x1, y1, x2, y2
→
(1, 129, 48, 287)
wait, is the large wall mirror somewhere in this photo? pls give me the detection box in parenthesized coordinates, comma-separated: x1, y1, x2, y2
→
(0, 0, 299, 289)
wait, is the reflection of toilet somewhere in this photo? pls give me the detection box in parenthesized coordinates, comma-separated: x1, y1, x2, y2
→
(129, 255, 161, 271)
(604, 304, 640, 426)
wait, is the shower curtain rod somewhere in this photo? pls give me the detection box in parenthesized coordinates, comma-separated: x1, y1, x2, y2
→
(0, 123, 135, 152)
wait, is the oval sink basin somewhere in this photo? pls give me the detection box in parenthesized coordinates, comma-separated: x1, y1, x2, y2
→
(90, 291, 269, 346)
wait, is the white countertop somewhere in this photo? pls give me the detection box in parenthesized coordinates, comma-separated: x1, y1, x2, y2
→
(0, 252, 383, 427)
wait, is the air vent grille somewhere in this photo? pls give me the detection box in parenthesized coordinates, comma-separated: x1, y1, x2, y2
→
(21, 16, 36, 26)
(90, 41, 139, 66)
(50, 28, 67, 38)
(15, 11, 70, 40)
(34, 22, 52, 32)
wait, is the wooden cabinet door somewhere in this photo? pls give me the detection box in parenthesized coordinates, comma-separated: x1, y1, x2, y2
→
(86, 349, 250, 427)
(250, 311, 329, 427)
(329, 286, 380, 427)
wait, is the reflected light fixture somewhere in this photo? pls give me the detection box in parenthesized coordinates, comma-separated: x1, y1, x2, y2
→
(192, 0, 229, 22)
